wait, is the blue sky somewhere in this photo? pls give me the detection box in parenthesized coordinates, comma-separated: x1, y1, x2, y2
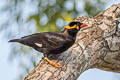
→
(0, 0, 120, 80)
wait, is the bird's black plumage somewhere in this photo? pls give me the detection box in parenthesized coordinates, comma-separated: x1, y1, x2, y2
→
(10, 32, 74, 56)
(9, 22, 87, 67)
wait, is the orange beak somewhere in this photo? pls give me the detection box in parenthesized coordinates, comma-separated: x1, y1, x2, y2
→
(81, 23, 88, 28)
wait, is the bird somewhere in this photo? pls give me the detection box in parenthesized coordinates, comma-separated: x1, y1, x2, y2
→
(9, 22, 88, 68)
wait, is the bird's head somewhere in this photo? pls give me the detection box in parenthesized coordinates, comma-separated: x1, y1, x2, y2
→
(63, 22, 87, 37)
(64, 22, 88, 31)
(63, 22, 88, 37)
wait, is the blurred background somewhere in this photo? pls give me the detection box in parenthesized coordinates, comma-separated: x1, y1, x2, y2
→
(0, 0, 120, 80)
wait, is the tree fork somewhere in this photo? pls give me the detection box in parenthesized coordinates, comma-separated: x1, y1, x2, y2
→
(25, 4, 120, 80)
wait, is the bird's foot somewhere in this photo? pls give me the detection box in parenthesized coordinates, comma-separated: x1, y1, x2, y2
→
(44, 57, 60, 68)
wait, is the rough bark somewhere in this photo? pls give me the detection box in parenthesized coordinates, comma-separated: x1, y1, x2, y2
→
(25, 4, 120, 80)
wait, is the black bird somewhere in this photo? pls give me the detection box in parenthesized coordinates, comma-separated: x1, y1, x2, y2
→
(9, 22, 88, 67)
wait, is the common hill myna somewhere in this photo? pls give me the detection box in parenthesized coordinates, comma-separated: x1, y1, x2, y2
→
(9, 22, 88, 67)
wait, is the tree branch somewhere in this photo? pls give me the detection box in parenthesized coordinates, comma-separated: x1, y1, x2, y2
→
(25, 4, 120, 80)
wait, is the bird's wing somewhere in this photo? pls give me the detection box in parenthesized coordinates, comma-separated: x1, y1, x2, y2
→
(20, 32, 71, 50)
(35, 32, 70, 50)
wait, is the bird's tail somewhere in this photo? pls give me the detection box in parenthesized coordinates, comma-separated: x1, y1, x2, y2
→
(8, 39, 21, 42)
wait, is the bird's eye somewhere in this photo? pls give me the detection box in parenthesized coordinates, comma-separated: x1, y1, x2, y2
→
(76, 22, 81, 26)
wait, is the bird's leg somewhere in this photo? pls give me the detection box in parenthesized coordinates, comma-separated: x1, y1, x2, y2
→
(44, 57, 60, 68)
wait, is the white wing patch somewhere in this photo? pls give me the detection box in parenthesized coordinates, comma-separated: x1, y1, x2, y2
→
(35, 43, 42, 47)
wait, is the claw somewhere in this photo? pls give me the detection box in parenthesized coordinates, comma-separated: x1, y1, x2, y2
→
(44, 57, 60, 68)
